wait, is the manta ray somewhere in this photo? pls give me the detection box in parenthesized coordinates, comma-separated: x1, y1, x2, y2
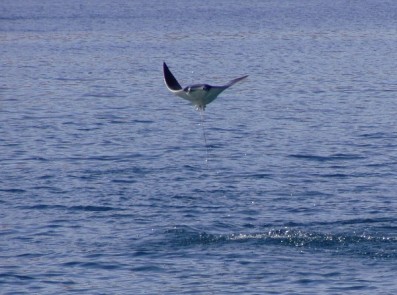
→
(163, 62, 248, 111)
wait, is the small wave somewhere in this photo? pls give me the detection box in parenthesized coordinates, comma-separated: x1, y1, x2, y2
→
(69, 205, 118, 212)
(17, 204, 120, 213)
(164, 226, 227, 246)
(83, 92, 126, 98)
(0, 188, 26, 194)
(61, 261, 123, 270)
(18, 204, 67, 210)
(359, 132, 392, 139)
(289, 153, 365, 162)
(0, 272, 35, 281)
(131, 119, 154, 124)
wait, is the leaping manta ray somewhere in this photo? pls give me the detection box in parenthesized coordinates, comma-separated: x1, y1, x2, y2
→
(163, 62, 248, 111)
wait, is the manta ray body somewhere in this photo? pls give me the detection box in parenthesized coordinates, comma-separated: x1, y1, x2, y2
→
(163, 62, 248, 111)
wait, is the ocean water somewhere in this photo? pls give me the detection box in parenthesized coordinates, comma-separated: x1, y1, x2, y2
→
(1, 0, 397, 293)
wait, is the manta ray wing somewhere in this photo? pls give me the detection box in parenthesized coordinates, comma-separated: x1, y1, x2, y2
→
(224, 75, 249, 87)
(163, 62, 191, 100)
(205, 75, 249, 97)
(203, 75, 249, 105)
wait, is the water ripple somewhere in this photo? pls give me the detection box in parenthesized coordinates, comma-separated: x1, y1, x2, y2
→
(161, 226, 397, 259)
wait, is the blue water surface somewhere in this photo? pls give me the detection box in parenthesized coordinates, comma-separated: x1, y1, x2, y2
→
(1, 0, 397, 294)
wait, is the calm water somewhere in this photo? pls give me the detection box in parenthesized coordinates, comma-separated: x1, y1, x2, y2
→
(1, 0, 397, 294)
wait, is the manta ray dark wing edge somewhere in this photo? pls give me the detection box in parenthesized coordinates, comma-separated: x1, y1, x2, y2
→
(163, 62, 182, 91)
